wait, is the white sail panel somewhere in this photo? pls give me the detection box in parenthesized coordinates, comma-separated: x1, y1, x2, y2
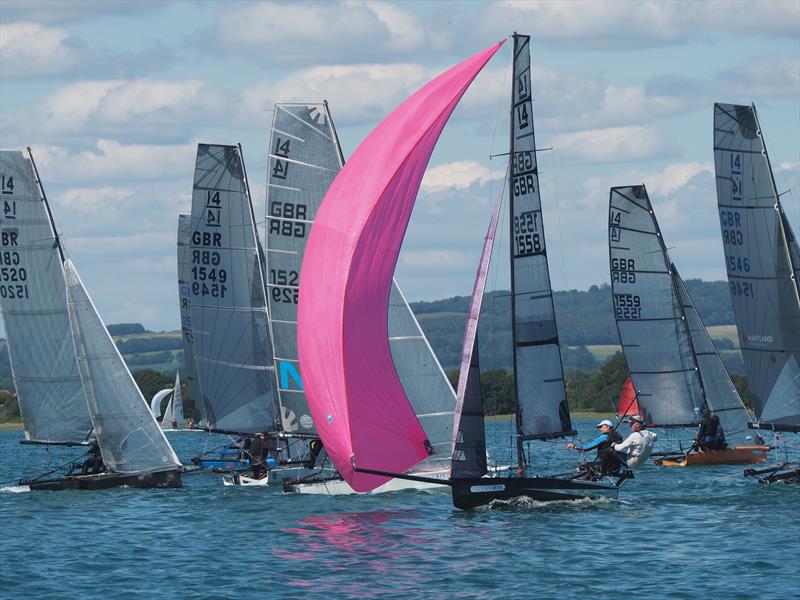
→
(161, 398, 174, 429)
(714, 103, 800, 428)
(509, 34, 573, 438)
(609, 185, 702, 427)
(177, 213, 204, 426)
(189, 144, 277, 433)
(0, 150, 92, 444)
(64, 261, 180, 473)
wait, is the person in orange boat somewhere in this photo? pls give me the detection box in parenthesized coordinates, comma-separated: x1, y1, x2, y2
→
(693, 407, 727, 451)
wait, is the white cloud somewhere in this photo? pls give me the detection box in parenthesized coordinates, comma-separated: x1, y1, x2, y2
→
(552, 126, 673, 163)
(241, 64, 430, 125)
(213, 1, 429, 64)
(0, 22, 81, 76)
(31, 140, 197, 182)
(466, 0, 799, 50)
(4, 80, 227, 143)
(421, 160, 504, 192)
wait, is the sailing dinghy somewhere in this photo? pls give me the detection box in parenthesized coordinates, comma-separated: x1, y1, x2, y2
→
(297, 34, 629, 508)
(609, 183, 768, 467)
(262, 102, 456, 495)
(713, 103, 800, 482)
(0, 149, 182, 490)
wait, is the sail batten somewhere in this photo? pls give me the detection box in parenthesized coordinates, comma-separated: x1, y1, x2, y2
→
(713, 103, 800, 429)
(189, 144, 277, 433)
(298, 43, 502, 492)
(0, 150, 93, 444)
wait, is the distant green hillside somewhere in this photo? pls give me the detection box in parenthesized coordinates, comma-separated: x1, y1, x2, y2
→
(0, 279, 743, 400)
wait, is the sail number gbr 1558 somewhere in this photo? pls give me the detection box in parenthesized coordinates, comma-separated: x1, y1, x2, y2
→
(513, 210, 542, 258)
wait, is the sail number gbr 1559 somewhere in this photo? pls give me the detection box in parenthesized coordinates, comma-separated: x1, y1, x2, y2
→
(613, 293, 641, 319)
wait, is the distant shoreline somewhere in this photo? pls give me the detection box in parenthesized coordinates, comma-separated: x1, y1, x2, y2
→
(0, 422, 22, 430)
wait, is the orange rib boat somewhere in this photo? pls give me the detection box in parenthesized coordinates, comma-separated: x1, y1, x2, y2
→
(657, 446, 770, 467)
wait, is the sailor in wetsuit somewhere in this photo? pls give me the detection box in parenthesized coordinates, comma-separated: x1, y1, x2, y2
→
(567, 419, 624, 475)
(248, 432, 269, 479)
(80, 443, 105, 475)
(693, 407, 727, 451)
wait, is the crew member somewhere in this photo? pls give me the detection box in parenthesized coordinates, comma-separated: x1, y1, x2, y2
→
(694, 407, 726, 451)
(613, 415, 656, 468)
(567, 419, 623, 475)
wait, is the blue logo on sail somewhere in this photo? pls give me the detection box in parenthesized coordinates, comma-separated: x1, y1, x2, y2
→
(279, 361, 303, 391)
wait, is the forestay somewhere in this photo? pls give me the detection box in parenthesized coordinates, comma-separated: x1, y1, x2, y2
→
(189, 144, 277, 433)
(509, 34, 574, 439)
(0, 150, 92, 444)
(265, 103, 455, 460)
(177, 213, 204, 426)
(451, 195, 503, 480)
(714, 103, 800, 428)
(64, 261, 181, 473)
(609, 185, 701, 427)
(298, 42, 502, 492)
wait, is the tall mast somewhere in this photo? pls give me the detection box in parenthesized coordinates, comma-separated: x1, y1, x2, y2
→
(508, 33, 525, 468)
(26, 147, 65, 264)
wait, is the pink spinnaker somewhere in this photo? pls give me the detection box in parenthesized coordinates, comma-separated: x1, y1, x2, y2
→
(297, 41, 503, 492)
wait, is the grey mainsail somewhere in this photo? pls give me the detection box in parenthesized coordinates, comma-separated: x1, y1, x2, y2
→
(609, 185, 702, 427)
(177, 213, 205, 427)
(189, 144, 277, 433)
(64, 260, 181, 473)
(509, 34, 573, 439)
(714, 103, 800, 430)
(451, 196, 502, 479)
(0, 150, 92, 444)
(265, 103, 455, 457)
(265, 104, 340, 434)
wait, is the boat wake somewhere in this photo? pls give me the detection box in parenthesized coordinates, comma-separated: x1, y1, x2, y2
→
(483, 495, 619, 511)
(1, 485, 30, 493)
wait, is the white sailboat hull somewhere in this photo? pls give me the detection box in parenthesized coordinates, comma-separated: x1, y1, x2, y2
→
(284, 467, 450, 496)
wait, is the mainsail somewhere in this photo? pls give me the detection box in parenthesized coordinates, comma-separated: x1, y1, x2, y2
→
(298, 42, 503, 491)
(64, 261, 181, 474)
(177, 213, 205, 426)
(189, 144, 277, 433)
(508, 33, 574, 440)
(609, 185, 703, 427)
(265, 103, 455, 458)
(609, 184, 752, 436)
(0, 150, 93, 444)
(714, 103, 800, 430)
(451, 195, 503, 480)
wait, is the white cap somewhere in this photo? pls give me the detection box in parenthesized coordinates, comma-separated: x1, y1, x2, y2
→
(596, 419, 614, 428)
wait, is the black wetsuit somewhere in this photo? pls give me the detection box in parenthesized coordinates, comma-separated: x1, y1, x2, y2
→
(696, 414, 726, 450)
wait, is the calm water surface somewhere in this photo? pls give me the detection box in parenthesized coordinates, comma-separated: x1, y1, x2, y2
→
(1, 419, 797, 599)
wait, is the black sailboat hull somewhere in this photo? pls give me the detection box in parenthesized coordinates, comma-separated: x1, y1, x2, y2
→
(451, 476, 620, 510)
(24, 469, 182, 491)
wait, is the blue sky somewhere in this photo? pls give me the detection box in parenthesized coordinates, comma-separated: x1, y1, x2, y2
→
(1, 0, 798, 330)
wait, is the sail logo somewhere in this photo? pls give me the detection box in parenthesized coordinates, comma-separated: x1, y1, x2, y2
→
(279, 361, 304, 390)
(743, 334, 774, 346)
